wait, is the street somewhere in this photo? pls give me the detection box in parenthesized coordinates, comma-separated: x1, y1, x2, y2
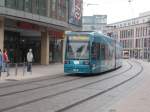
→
(0, 60, 147, 112)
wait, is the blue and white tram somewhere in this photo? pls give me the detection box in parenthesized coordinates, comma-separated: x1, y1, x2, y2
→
(64, 31, 122, 74)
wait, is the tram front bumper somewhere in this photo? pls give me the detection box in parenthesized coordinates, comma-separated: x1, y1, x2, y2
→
(64, 65, 91, 74)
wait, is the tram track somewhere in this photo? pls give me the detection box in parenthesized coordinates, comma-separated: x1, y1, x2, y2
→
(0, 60, 129, 90)
(0, 61, 135, 112)
(0, 61, 131, 98)
(56, 61, 143, 112)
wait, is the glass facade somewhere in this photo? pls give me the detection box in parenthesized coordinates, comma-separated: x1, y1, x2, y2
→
(57, 0, 67, 20)
(49, 0, 68, 21)
(0, 0, 5, 7)
(38, 0, 46, 16)
(24, 0, 32, 12)
(17, 0, 24, 10)
(50, 0, 57, 18)
(3, 0, 69, 21)
(5, 0, 16, 9)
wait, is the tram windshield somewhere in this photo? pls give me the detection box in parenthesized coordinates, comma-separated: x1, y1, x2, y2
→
(66, 36, 89, 60)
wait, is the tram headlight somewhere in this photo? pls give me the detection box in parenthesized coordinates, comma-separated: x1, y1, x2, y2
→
(83, 60, 89, 65)
(92, 64, 96, 70)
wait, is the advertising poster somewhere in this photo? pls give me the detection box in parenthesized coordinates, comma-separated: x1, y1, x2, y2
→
(69, 0, 83, 26)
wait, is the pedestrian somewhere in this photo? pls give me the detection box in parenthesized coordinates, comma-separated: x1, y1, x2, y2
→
(3, 49, 9, 74)
(0, 49, 3, 77)
(27, 49, 33, 72)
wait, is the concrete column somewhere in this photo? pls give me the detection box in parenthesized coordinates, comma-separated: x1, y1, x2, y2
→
(0, 17, 4, 51)
(41, 31, 49, 65)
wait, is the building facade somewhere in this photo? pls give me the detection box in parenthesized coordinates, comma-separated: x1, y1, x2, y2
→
(82, 15, 107, 33)
(107, 12, 150, 59)
(0, 0, 83, 64)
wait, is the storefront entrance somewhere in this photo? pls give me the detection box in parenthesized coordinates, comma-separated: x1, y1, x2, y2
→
(4, 30, 41, 63)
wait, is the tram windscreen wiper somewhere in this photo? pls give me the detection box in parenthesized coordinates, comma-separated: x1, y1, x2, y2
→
(66, 41, 89, 60)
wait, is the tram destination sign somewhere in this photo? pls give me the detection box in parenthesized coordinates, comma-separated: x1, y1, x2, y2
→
(69, 36, 89, 41)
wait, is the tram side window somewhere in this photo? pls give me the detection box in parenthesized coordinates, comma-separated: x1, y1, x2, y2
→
(92, 43, 100, 60)
(100, 44, 105, 60)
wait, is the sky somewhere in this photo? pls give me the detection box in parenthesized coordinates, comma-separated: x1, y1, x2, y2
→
(83, 0, 150, 24)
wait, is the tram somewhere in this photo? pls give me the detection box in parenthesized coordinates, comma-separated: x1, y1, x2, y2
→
(64, 31, 122, 74)
(123, 51, 130, 59)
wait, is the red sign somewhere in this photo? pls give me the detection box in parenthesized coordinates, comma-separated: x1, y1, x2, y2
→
(17, 22, 39, 31)
(49, 30, 64, 38)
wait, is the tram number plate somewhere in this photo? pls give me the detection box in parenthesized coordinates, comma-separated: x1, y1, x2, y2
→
(73, 69, 79, 72)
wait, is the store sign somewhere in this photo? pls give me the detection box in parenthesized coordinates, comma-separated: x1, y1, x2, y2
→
(68, 0, 83, 26)
(49, 31, 64, 38)
(17, 22, 39, 31)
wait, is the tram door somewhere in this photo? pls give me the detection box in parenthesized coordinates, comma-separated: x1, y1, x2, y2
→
(91, 42, 101, 72)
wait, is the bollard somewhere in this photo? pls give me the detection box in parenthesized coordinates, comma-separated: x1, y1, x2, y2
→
(0, 66, 1, 77)
(15, 63, 18, 76)
(7, 63, 10, 77)
(0, 67, 1, 78)
(23, 62, 26, 76)
(31, 63, 32, 74)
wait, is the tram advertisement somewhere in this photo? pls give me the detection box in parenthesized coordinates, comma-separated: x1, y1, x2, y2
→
(68, 0, 83, 26)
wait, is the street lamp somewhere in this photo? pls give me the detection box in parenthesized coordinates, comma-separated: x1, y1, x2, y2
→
(83, 2, 99, 15)
(87, 3, 99, 6)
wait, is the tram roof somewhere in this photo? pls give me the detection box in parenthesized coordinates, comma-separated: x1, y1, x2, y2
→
(65, 31, 115, 41)
(66, 31, 111, 36)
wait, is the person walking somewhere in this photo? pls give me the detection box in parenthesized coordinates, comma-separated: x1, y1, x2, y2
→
(3, 49, 9, 75)
(0, 49, 3, 77)
(27, 49, 33, 72)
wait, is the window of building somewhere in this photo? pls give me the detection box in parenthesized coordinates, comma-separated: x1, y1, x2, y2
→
(33, 0, 39, 14)
(136, 39, 138, 48)
(0, 0, 5, 7)
(120, 31, 122, 38)
(135, 28, 138, 37)
(58, 0, 63, 19)
(24, 0, 32, 12)
(62, 0, 67, 19)
(124, 23, 126, 27)
(38, 0, 46, 16)
(5, 0, 16, 9)
(16, 0, 24, 10)
(144, 38, 147, 47)
(50, 0, 57, 18)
